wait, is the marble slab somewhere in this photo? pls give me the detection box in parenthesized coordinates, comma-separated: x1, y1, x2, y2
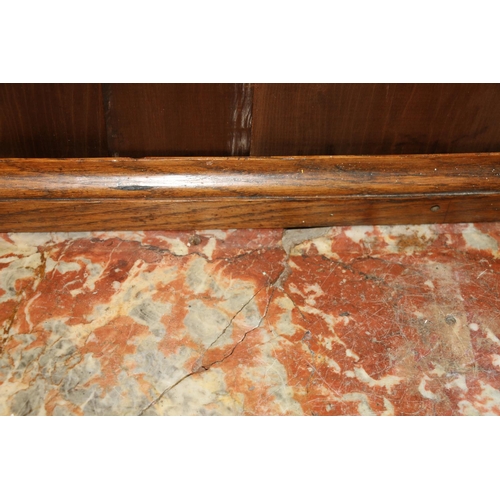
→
(1, 223, 500, 415)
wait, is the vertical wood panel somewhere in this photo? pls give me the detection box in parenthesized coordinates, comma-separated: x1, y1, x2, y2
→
(0, 84, 107, 158)
(229, 83, 253, 156)
(2, 84, 500, 160)
(105, 83, 253, 157)
(251, 84, 500, 156)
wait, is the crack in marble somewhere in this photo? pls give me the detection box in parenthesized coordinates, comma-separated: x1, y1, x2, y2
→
(199, 285, 267, 358)
(138, 278, 279, 415)
(137, 371, 196, 416)
(200, 288, 276, 372)
(2, 225, 500, 415)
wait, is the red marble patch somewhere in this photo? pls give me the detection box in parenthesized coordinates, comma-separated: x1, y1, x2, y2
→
(1, 224, 500, 415)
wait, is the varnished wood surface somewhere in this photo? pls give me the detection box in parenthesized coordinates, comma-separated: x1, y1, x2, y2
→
(1, 195, 499, 232)
(0, 84, 108, 158)
(2, 84, 500, 159)
(0, 154, 499, 231)
(0, 154, 500, 199)
(251, 84, 500, 156)
(103, 84, 252, 157)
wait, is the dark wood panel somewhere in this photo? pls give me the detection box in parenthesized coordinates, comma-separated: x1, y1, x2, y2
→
(104, 83, 253, 157)
(0, 84, 108, 158)
(1, 154, 499, 199)
(251, 84, 500, 156)
(1, 154, 500, 231)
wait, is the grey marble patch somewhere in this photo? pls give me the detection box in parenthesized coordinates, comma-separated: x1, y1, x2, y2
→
(13, 347, 43, 379)
(186, 257, 223, 296)
(184, 300, 231, 347)
(81, 373, 151, 416)
(156, 368, 243, 416)
(133, 339, 189, 387)
(10, 378, 47, 416)
(281, 227, 331, 255)
(221, 286, 262, 327)
(130, 298, 171, 338)
(61, 353, 101, 404)
(39, 338, 79, 385)
(0, 357, 12, 383)
(53, 405, 76, 416)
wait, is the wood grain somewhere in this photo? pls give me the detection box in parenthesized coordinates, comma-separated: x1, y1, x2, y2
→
(0, 84, 108, 158)
(0, 154, 499, 231)
(104, 84, 253, 157)
(3, 84, 500, 160)
(251, 84, 500, 156)
(0, 154, 499, 199)
(1, 195, 499, 232)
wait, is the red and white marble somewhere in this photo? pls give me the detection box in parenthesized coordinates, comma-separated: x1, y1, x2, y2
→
(1, 223, 500, 415)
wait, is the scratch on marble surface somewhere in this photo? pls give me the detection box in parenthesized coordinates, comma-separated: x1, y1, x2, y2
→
(1, 224, 500, 415)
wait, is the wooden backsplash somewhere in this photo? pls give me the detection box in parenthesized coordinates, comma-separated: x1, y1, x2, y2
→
(2, 83, 500, 158)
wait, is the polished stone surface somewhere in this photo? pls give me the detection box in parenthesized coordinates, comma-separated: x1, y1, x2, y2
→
(1, 223, 500, 415)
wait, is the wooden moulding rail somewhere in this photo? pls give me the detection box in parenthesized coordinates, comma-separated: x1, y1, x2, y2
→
(1, 153, 500, 232)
